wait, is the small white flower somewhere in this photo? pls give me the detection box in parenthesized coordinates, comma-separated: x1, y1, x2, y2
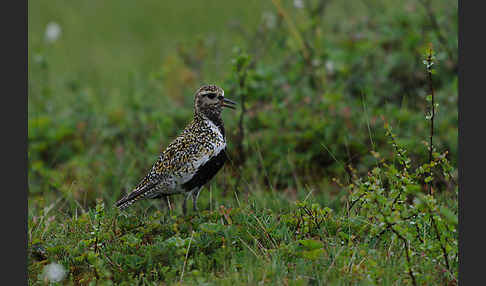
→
(325, 60, 335, 75)
(45, 22, 62, 43)
(262, 11, 277, 30)
(294, 0, 304, 9)
(42, 262, 67, 283)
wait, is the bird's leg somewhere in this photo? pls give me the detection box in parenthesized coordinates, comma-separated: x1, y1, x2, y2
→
(183, 194, 189, 216)
(192, 187, 201, 212)
(166, 196, 172, 213)
(161, 195, 171, 214)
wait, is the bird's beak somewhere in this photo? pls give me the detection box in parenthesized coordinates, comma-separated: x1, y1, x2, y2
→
(222, 97, 237, 109)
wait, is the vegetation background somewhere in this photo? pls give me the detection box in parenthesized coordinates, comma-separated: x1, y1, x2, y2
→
(28, 0, 458, 285)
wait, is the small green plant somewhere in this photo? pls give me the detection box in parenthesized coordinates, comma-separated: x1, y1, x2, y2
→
(348, 123, 457, 285)
(281, 200, 333, 239)
(231, 47, 251, 168)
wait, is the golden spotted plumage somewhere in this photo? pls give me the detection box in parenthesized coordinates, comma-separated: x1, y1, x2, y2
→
(115, 85, 236, 214)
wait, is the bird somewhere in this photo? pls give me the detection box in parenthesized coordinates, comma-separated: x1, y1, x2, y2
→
(115, 84, 236, 215)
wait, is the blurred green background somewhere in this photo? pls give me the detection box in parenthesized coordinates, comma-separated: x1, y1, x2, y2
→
(28, 0, 457, 209)
(28, 0, 272, 87)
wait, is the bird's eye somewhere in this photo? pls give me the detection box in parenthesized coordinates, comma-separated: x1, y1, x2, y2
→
(207, 93, 216, 99)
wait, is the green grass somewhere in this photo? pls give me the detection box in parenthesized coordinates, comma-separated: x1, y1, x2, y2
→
(29, 189, 456, 285)
(28, 0, 458, 285)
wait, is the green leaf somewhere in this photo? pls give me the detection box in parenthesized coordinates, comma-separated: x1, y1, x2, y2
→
(298, 239, 324, 250)
(300, 248, 325, 260)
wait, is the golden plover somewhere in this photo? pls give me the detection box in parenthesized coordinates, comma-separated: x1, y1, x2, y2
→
(115, 84, 236, 214)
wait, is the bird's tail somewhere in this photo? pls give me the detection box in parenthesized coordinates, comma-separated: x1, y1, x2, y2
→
(115, 184, 152, 210)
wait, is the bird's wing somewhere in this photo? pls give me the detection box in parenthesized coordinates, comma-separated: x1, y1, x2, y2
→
(153, 127, 226, 186)
(171, 120, 226, 186)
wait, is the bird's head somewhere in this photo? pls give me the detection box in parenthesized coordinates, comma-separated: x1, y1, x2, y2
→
(194, 84, 236, 120)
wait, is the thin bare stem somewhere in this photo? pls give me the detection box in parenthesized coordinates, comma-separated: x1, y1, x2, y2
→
(237, 72, 247, 166)
(392, 228, 417, 286)
(234, 56, 249, 193)
(425, 46, 435, 195)
(430, 213, 451, 271)
(180, 231, 194, 283)
(419, 0, 454, 62)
